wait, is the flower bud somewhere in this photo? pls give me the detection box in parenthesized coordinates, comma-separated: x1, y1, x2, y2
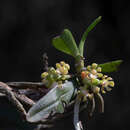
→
(59, 67, 68, 75)
(50, 68, 56, 74)
(97, 67, 102, 72)
(101, 87, 106, 93)
(97, 73, 103, 78)
(41, 72, 48, 78)
(56, 63, 61, 69)
(81, 71, 86, 79)
(92, 63, 98, 69)
(87, 65, 91, 71)
(91, 78, 100, 85)
(65, 64, 70, 70)
(102, 90, 106, 94)
(60, 61, 65, 66)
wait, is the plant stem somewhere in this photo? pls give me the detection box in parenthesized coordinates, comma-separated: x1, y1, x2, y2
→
(75, 55, 85, 74)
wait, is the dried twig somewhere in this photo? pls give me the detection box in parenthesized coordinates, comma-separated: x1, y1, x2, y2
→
(42, 53, 49, 72)
(0, 91, 35, 107)
(0, 82, 27, 119)
(0, 92, 5, 96)
(6, 82, 45, 89)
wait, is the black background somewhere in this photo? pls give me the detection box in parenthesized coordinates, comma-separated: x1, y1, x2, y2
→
(0, 0, 129, 130)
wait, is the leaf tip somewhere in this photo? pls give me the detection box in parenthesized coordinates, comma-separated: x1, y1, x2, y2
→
(118, 59, 123, 64)
(62, 28, 71, 34)
(98, 16, 102, 21)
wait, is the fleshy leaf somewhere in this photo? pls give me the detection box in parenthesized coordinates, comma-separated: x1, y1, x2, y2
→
(52, 29, 80, 58)
(61, 29, 80, 57)
(79, 16, 102, 56)
(26, 81, 75, 122)
(98, 60, 123, 73)
(52, 36, 73, 56)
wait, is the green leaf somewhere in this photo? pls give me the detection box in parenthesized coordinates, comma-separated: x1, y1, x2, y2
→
(79, 16, 102, 56)
(98, 60, 123, 73)
(52, 36, 73, 56)
(52, 29, 80, 58)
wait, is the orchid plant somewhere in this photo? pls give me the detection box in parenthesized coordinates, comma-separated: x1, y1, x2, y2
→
(26, 16, 122, 130)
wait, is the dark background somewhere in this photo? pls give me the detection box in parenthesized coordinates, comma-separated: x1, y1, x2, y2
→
(0, 0, 129, 130)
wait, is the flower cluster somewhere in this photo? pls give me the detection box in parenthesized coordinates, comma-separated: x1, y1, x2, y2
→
(41, 61, 70, 88)
(79, 63, 114, 100)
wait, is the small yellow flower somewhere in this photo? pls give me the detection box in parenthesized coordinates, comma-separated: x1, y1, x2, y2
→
(96, 67, 102, 72)
(60, 61, 65, 66)
(87, 65, 91, 71)
(41, 72, 48, 78)
(59, 66, 68, 75)
(92, 63, 98, 69)
(65, 63, 70, 70)
(56, 63, 61, 69)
